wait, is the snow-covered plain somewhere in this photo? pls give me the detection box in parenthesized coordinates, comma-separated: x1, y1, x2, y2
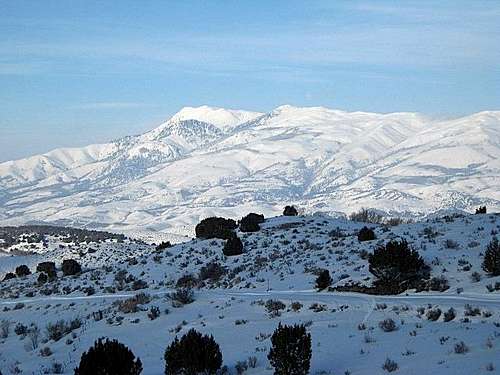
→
(1, 105, 499, 239)
(0, 212, 499, 374)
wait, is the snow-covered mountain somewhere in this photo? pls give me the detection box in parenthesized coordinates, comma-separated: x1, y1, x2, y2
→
(1, 105, 499, 237)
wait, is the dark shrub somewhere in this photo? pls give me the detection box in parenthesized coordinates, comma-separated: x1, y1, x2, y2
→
(156, 241, 172, 251)
(169, 288, 194, 307)
(176, 274, 198, 289)
(75, 338, 142, 375)
(199, 262, 226, 282)
(349, 208, 383, 224)
(37, 262, 57, 278)
(482, 237, 500, 276)
(15, 265, 31, 277)
(2, 272, 16, 281)
(62, 259, 81, 276)
(426, 308, 442, 321)
(164, 329, 222, 375)
(358, 226, 376, 242)
(223, 236, 243, 256)
(475, 206, 487, 214)
(268, 323, 311, 375)
(368, 240, 428, 292)
(443, 308, 456, 322)
(37, 272, 48, 284)
(315, 269, 332, 290)
(240, 213, 264, 232)
(283, 206, 298, 216)
(195, 217, 237, 240)
(131, 279, 148, 290)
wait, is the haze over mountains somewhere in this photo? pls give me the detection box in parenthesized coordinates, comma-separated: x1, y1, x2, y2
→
(1, 105, 499, 238)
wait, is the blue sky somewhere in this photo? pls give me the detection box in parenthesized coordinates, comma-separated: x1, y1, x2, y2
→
(1, 0, 499, 161)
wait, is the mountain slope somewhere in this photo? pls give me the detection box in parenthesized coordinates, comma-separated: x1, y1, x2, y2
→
(1, 106, 499, 236)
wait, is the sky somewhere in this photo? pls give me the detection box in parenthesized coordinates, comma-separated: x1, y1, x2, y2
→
(1, 0, 499, 162)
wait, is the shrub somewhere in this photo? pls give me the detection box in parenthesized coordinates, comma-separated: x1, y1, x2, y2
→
(169, 288, 194, 307)
(2, 272, 16, 281)
(454, 341, 469, 354)
(426, 308, 442, 321)
(239, 213, 263, 232)
(379, 318, 397, 332)
(283, 206, 298, 216)
(62, 259, 81, 276)
(428, 275, 449, 292)
(265, 299, 286, 317)
(368, 240, 428, 292)
(268, 323, 311, 375)
(195, 217, 237, 240)
(199, 262, 226, 282)
(176, 274, 198, 289)
(482, 237, 500, 276)
(382, 358, 398, 372)
(164, 329, 222, 375)
(223, 236, 243, 256)
(38, 272, 48, 284)
(358, 226, 376, 242)
(46, 318, 81, 341)
(156, 241, 172, 251)
(40, 346, 53, 357)
(148, 306, 160, 320)
(443, 308, 456, 322)
(349, 208, 383, 224)
(15, 264, 31, 277)
(75, 338, 142, 375)
(14, 323, 28, 336)
(131, 279, 148, 290)
(475, 206, 487, 214)
(37, 262, 57, 278)
(315, 269, 332, 290)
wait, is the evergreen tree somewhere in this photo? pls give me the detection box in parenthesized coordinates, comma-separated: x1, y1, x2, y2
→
(74, 338, 142, 375)
(482, 237, 500, 276)
(357, 226, 375, 242)
(223, 235, 243, 256)
(268, 323, 312, 375)
(164, 329, 222, 375)
(315, 269, 332, 290)
(283, 206, 298, 216)
(368, 240, 428, 292)
(15, 264, 31, 277)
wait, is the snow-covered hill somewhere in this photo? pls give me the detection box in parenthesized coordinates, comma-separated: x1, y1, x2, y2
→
(0, 212, 499, 374)
(1, 105, 499, 237)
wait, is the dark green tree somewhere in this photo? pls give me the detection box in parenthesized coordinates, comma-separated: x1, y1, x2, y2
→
(164, 329, 222, 375)
(315, 269, 332, 290)
(268, 323, 312, 375)
(482, 237, 500, 276)
(357, 226, 375, 242)
(74, 338, 142, 375)
(223, 235, 243, 256)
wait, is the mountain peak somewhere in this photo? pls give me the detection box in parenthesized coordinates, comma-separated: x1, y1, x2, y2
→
(169, 105, 263, 131)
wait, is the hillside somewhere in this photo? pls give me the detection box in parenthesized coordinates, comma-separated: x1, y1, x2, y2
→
(0, 106, 499, 240)
(0, 211, 499, 374)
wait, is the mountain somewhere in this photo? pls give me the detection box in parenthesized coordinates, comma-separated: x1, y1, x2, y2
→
(1, 105, 499, 238)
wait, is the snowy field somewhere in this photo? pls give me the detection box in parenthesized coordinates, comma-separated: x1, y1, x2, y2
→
(0, 212, 499, 374)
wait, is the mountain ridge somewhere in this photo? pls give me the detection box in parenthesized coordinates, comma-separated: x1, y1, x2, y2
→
(1, 105, 499, 237)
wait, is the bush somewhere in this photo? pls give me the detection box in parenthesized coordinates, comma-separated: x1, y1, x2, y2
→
(239, 213, 263, 232)
(169, 288, 194, 307)
(379, 318, 398, 332)
(176, 274, 198, 289)
(156, 241, 172, 251)
(358, 226, 376, 242)
(148, 306, 160, 320)
(475, 206, 487, 214)
(62, 259, 81, 276)
(482, 237, 500, 276)
(75, 338, 142, 375)
(199, 262, 226, 282)
(283, 206, 298, 216)
(223, 236, 243, 256)
(268, 323, 311, 375)
(315, 269, 332, 290)
(37, 272, 48, 284)
(443, 308, 456, 322)
(349, 208, 383, 224)
(195, 217, 237, 240)
(426, 308, 442, 321)
(382, 358, 398, 372)
(164, 329, 222, 375)
(2, 272, 16, 281)
(368, 240, 429, 292)
(15, 264, 31, 277)
(37, 262, 57, 278)
(265, 299, 286, 317)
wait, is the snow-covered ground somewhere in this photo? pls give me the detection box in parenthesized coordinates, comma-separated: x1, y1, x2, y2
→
(1, 105, 499, 237)
(0, 212, 499, 374)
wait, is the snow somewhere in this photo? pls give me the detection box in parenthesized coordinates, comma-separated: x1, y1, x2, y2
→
(0, 105, 499, 237)
(0, 212, 499, 374)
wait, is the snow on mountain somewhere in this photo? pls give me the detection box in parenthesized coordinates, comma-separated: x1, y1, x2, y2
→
(169, 105, 263, 131)
(0, 106, 499, 236)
